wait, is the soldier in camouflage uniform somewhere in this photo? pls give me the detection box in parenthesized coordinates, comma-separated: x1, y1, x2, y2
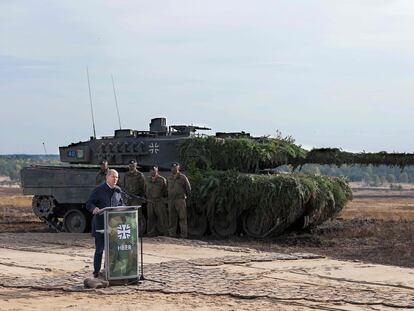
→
(145, 166, 168, 236)
(95, 160, 108, 185)
(123, 160, 145, 206)
(167, 163, 191, 238)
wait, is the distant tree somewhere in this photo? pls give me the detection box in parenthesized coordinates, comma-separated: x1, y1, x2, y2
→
(0, 155, 59, 181)
(386, 174, 396, 183)
(362, 173, 371, 185)
(380, 175, 387, 184)
(409, 171, 414, 183)
(325, 166, 337, 176)
(372, 175, 382, 187)
(366, 164, 374, 175)
(400, 172, 409, 183)
(390, 183, 403, 191)
(301, 165, 321, 176)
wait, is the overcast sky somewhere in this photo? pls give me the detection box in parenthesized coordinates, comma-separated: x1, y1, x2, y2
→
(1, 0, 413, 154)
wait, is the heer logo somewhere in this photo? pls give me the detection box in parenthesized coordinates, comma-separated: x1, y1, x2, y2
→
(149, 142, 160, 154)
(117, 224, 131, 240)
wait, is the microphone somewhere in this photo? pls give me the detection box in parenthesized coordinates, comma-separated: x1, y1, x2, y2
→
(118, 188, 152, 203)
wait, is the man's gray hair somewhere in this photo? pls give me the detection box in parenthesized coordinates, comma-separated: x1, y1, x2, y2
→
(106, 169, 119, 177)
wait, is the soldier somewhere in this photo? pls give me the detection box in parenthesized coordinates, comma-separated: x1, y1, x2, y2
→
(123, 160, 145, 205)
(95, 160, 108, 185)
(167, 163, 191, 238)
(145, 166, 168, 236)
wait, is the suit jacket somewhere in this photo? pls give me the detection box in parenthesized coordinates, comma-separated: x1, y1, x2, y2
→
(86, 183, 124, 235)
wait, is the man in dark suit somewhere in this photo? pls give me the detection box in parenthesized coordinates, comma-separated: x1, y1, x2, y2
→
(86, 169, 124, 277)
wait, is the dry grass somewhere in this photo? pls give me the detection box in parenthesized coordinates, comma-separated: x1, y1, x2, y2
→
(0, 188, 41, 230)
(301, 188, 414, 267)
(0, 187, 22, 196)
(211, 187, 414, 268)
(341, 197, 414, 220)
(310, 218, 414, 267)
(0, 195, 32, 208)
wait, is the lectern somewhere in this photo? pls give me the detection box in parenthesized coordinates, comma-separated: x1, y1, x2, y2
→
(98, 206, 140, 283)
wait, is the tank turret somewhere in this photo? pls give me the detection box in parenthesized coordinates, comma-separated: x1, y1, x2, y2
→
(58, 118, 211, 170)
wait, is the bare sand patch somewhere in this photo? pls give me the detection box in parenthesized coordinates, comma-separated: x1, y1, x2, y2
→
(0, 186, 413, 310)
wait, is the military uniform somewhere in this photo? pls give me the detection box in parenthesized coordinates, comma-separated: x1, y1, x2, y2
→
(123, 170, 145, 205)
(95, 169, 108, 185)
(167, 173, 191, 238)
(146, 175, 168, 236)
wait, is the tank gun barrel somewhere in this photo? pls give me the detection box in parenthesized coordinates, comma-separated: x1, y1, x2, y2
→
(192, 125, 211, 131)
(179, 137, 414, 172)
(297, 148, 414, 168)
(170, 125, 211, 133)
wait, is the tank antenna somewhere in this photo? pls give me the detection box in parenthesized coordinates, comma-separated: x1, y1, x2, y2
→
(42, 142, 47, 156)
(86, 67, 97, 138)
(111, 74, 122, 129)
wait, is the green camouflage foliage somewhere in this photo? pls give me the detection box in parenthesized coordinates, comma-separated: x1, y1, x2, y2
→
(179, 137, 414, 172)
(107, 212, 138, 279)
(186, 170, 352, 238)
(302, 148, 414, 168)
(179, 136, 307, 173)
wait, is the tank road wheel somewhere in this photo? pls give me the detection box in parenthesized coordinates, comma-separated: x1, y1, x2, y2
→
(241, 208, 280, 238)
(63, 209, 89, 233)
(187, 205, 207, 238)
(208, 208, 237, 238)
(32, 195, 63, 231)
(32, 195, 56, 219)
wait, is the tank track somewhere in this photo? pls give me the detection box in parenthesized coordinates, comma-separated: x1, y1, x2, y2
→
(32, 196, 63, 232)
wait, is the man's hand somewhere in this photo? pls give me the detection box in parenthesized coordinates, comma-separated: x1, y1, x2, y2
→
(92, 207, 100, 215)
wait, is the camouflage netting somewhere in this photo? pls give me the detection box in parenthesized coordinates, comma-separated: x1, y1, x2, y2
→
(179, 136, 306, 173)
(179, 137, 414, 171)
(301, 148, 414, 168)
(186, 170, 352, 238)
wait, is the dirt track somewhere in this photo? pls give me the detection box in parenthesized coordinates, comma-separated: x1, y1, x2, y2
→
(0, 187, 413, 310)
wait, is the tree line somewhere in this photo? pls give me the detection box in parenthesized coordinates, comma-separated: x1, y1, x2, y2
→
(0, 155, 60, 182)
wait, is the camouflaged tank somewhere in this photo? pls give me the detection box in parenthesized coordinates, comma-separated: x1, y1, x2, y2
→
(21, 117, 414, 238)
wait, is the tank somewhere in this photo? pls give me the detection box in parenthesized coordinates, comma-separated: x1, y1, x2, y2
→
(22, 117, 411, 237)
(21, 117, 211, 233)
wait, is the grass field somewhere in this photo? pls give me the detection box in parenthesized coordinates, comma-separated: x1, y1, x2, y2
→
(0, 187, 46, 232)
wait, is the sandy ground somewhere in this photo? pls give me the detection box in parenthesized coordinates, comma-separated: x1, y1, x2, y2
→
(1, 234, 413, 310)
(0, 187, 413, 310)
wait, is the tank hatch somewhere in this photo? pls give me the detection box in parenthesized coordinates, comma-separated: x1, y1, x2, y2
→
(150, 118, 168, 135)
(114, 129, 136, 138)
(170, 125, 211, 136)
